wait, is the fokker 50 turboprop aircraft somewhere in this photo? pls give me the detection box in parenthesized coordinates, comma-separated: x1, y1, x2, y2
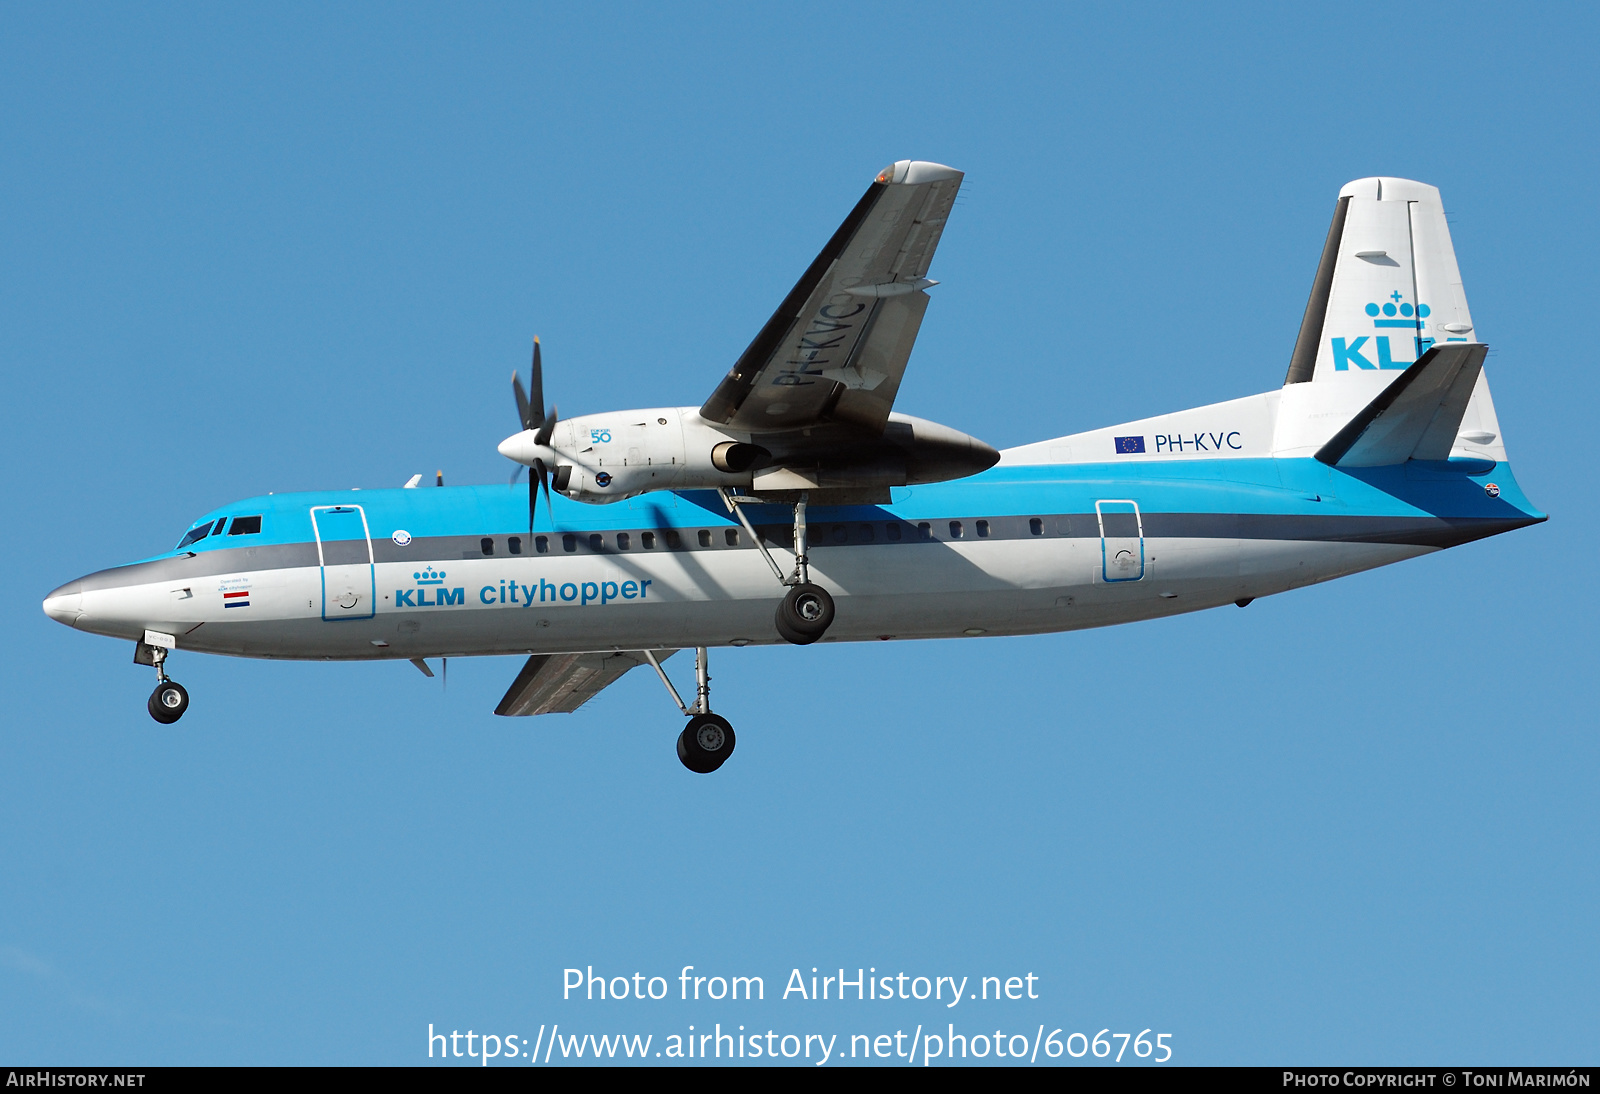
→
(43, 163, 1543, 772)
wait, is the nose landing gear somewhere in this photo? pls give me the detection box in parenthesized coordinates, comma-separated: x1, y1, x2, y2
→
(136, 633, 189, 724)
(643, 646, 736, 773)
(148, 680, 189, 724)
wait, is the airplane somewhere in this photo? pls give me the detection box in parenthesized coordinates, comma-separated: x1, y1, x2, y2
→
(42, 162, 1544, 773)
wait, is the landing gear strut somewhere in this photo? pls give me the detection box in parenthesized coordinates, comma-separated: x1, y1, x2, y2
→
(721, 489, 835, 645)
(643, 646, 736, 774)
(137, 639, 189, 724)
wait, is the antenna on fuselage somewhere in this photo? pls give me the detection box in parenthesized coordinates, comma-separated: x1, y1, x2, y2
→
(436, 470, 444, 487)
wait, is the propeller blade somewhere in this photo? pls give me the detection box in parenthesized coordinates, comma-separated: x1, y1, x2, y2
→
(509, 465, 525, 486)
(534, 405, 557, 447)
(512, 370, 533, 431)
(528, 458, 540, 534)
(528, 337, 545, 422)
(508, 337, 552, 538)
(539, 459, 555, 519)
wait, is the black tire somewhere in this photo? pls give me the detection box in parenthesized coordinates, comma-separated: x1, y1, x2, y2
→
(773, 612, 808, 645)
(676, 713, 736, 774)
(776, 583, 834, 644)
(148, 680, 189, 724)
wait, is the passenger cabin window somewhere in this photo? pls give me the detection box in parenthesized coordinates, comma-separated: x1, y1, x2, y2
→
(617, 532, 630, 550)
(859, 523, 874, 542)
(976, 520, 990, 538)
(228, 515, 262, 536)
(641, 531, 656, 549)
(886, 522, 902, 541)
(562, 534, 577, 553)
(949, 520, 964, 538)
(917, 521, 932, 540)
(724, 528, 739, 546)
(535, 535, 549, 554)
(508, 536, 522, 555)
(1029, 517, 1043, 536)
(589, 533, 604, 552)
(697, 529, 712, 548)
(831, 524, 847, 544)
(481, 537, 494, 556)
(664, 529, 682, 549)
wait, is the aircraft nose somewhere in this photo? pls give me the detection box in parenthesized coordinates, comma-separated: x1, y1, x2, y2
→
(43, 580, 84, 626)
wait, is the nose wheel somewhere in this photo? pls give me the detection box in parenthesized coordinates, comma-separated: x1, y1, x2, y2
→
(148, 680, 189, 724)
(136, 636, 190, 724)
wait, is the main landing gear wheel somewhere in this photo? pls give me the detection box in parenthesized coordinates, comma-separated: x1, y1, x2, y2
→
(776, 583, 834, 645)
(677, 713, 736, 774)
(718, 487, 837, 646)
(148, 680, 189, 724)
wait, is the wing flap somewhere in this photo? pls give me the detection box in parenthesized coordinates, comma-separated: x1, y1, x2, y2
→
(1315, 343, 1488, 467)
(493, 649, 678, 717)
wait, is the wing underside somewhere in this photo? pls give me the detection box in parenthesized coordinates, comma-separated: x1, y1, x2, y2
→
(700, 160, 964, 435)
(494, 649, 678, 716)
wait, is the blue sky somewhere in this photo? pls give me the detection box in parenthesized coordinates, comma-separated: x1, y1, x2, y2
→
(2, 2, 1595, 1065)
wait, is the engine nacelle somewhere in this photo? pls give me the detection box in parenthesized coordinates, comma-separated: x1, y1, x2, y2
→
(498, 406, 998, 504)
(499, 408, 758, 503)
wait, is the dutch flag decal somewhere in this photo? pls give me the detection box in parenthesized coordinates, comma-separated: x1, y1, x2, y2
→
(223, 590, 250, 609)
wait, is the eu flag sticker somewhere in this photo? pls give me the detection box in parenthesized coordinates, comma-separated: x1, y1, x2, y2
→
(1114, 436, 1146, 454)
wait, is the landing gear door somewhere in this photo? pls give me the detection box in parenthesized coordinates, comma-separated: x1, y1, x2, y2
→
(1096, 500, 1145, 582)
(310, 505, 376, 620)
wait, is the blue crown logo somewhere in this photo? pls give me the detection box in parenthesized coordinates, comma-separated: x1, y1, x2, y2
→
(414, 567, 446, 585)
(1365, 290, 1430, 327)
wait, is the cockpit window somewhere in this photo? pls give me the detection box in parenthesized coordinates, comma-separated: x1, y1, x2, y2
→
(177, 523, 214, 549)
(228, 515, 262, 535)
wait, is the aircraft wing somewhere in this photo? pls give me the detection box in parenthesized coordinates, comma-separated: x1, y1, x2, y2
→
(493, 649, 678, 716)
(1315, 343, 1488, 467)
(699, 160, 964, 436)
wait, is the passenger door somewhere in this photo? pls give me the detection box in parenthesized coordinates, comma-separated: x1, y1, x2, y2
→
(1095, 500, 1145, 583)
(310, 505, 375, 620)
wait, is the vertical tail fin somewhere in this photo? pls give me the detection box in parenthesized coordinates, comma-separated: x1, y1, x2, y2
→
(1274, 178, 1505, 462)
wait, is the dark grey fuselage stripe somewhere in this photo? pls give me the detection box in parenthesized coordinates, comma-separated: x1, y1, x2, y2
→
(58, 510, 1539, 595)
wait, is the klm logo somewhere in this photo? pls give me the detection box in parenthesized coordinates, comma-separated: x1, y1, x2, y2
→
(396, 567, 464, 608)
(1330, 291, 1436, 370)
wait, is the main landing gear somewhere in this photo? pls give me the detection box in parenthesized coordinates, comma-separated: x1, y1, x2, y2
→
(721, 489, 835, 645)
(136, 639, 189, 724)
(643, 647, 736, 774)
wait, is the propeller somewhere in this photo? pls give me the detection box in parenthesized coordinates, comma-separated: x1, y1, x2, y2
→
(510, 337, 559, 534)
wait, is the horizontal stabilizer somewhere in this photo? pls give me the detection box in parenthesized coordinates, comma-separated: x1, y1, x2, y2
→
(1315, 343, 1488, 467)
(494, 649, 678, 716)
